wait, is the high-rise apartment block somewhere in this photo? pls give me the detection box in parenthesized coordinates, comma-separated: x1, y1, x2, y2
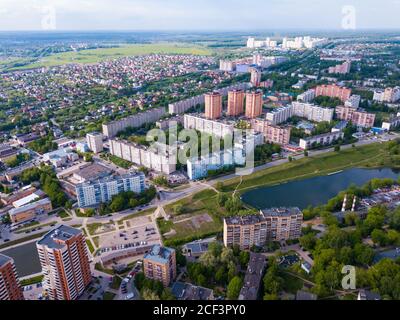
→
(335, 106, 376, 128)
(315, 84, 352, 102)
(36, 225, 91, 300)
(205, 92, 222, 120)
(223, 207, 303, 249)
(0, 254, 24, 300)
(143, 245, 176, 287)
(245, 91, 263, 119)
(250, 67, 262, 87)
(86, 132, 104, 154)
(345, 95, 361, 109)
(227, 89, 245, 116)
(76, 172, 146, 208)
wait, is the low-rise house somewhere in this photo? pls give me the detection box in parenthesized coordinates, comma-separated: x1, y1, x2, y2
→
(8, 197, 52, 224)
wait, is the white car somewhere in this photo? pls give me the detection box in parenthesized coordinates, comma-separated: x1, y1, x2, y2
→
(125, 293, 134, 300)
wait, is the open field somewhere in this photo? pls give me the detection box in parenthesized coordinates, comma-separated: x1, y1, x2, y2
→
(8, 43, 213, 71)
(159, 189, 224, 245)
(222, 142, 400, 193)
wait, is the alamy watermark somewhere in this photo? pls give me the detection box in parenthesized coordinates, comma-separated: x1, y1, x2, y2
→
(341, 5, 356, 30)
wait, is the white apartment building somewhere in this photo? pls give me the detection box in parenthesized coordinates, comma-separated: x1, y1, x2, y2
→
(345, 95, 361, 109)
(168, 95, 205, 115)
(219, 60, 236, 72)
(184, 114, 235, 138)
(109, 139, 177, 174)
(75, 172, 146, 208)
(299, 131, 344, 150)
(86, 132, 103, 153)
(266, 106, 293, 125)
(292, 102, 334, 123)
(102, 107, 166, 138)
(297, 89, 316, 103)
(373, 87, 400, 103)
(187, 148, 245, 180)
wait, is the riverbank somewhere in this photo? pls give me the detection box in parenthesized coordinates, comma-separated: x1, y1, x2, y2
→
(222, 142, 399, 195)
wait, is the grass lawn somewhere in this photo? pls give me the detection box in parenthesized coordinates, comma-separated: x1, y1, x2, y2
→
(109, 276, 122, 290)
(94, 263, 114, 275)
(103, 291, 116, 301)
(92, 236, 99, 248)
(20, 275, 44, 287)
(57, 210, 70, 219)
(86, 239, 95, 254)
(87, 223, 104, 236)
(117, 208, 155, 224)
(281, 272, 304, 294)
(223, 142, 398, 193)
(160, 189, 225, 246)
(13, 43, 212, 70)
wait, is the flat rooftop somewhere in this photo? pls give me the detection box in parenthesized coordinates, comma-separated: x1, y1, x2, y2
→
(261, 207, 302, 217)
(0, 253, 12, 267)
(37, 225, 82, 250)
(144, 245, 175, 265)
(225, 214, 265, 226)
(76, 171, 144, 188)
(9, 198, 51, 216)
(73, 163, 112, 181)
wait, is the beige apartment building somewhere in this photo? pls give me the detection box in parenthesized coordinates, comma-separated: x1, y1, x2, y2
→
(251, 119, 291, 145)
(205, 92, 222, 120)
(86, 132, 103, 153)
(335, 106, 376, 128)
(245, 91, 263, 119)
(227, 89, 245, 116)
(36, 225, 91, 300)
(0, 254, 24, 300)
(224, 207, 303, 249)
(143, 245, 176, 287)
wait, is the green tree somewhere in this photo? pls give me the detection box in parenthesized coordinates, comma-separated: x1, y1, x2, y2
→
(227, 276, 243, 300)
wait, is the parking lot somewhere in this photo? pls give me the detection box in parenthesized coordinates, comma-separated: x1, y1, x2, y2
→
(98, 216, 160, 255)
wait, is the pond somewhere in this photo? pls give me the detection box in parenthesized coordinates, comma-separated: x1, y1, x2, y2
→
(241, 168, 399, 210)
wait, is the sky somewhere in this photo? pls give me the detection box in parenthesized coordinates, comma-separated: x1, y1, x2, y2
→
(0, 0, 399, 31)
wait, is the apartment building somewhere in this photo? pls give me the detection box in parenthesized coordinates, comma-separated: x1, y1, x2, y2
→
(219, 60, 236, 72)
(328, 60, 351, 74)
(186, 148, 245, 180)
(205, 92, 222, 120)
(251, 119, 291, 145)
(75, 172, 146, 208)
(297, 89, 316, 103)
(345, 95, 361, 109)
(36, 225, 91, 300)
(183, 114, 235, 138)
(86, 132, 103, 154)
(238, 253, 267, 300)
(245, 90, 263, 119)
(168, 95, 205, 114)
(224, 208, 303, 249)
(9, 197, 52, 224)
(335, 106, 376, 128)
(292, 102, 334, 123)
(299, 131, 344, 150)
(0, 254, 24, 300)
(102, 107, 166, 138)
(373, 87, 400, 103)
(315, 84, 352, 102)
(109, 139, 177, 174)
(143, 245, 176, 287)
(0, 144, 19, 163)
(265, 105, 293, 125)
(250, 67, 262, 87)
(227, 89, 245, 117)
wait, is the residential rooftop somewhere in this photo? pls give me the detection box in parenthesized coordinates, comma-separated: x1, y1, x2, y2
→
(76, 171, 144, 188)
(37, 225, 82, 250)
(171, 282, 214, 300)
(143, 245, 175, 265)
(9, 197, 51, 217)
(224, 214, 265, 226)
(0, 253, 12, 267)
(261, 207, 302, 218)
(239, 253, 267, 300)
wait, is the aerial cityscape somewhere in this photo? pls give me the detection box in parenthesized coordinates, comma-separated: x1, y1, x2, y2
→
(1, 0, 400, 306)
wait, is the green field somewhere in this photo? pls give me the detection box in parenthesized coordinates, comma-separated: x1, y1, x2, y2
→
(9, 43, 213, 71)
